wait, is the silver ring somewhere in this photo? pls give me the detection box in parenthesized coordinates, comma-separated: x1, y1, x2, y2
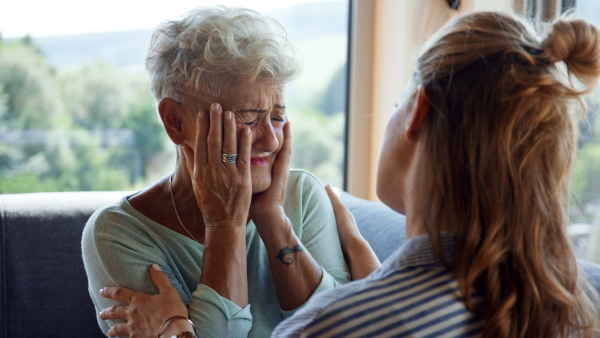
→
(222, 153, 238, 163)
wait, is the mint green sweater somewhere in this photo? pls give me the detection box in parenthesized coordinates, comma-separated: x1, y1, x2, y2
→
(82, 170, 350, 337)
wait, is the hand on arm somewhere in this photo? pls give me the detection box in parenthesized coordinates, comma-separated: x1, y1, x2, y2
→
(99, 264, 191, 338)
(325, 184, 381, 280)
(250, 123, 323, 311)
(181, 103, 252, 307)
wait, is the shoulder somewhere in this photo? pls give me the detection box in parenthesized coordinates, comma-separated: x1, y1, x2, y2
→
(84, 200, 123, 236)
(273, 277, 382, 336)
(288, 169, 323, 189)
(82, 196, 157, 251)
(277, 264, 482, 337)
(286, 169, 328, 200)
(85, 198, 136, 234)
(284, 169, 330, 214)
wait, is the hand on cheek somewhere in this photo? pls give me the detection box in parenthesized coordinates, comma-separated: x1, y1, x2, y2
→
(180, 103, 252, 227)
(250, 122, 291, 225)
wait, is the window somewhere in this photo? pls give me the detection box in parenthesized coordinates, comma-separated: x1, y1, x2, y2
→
(510, 0, 600, 263)
(0, 0, 349, 193)
(570, 0, 600, 263)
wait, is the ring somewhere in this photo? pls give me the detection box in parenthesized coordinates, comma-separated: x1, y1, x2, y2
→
(222, 153, 238, 163)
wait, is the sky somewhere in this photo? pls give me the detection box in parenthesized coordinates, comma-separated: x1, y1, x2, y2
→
(0, 0, 333, 38)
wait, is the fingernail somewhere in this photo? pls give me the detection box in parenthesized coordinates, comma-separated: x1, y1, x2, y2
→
(325, 183, 332, 190)
(198, 110, 205, 118)
(212, 103, 220, 111)
(99, 288, 104, 295)
(225, 111, 232, 120)
(152, 263, 162, 271)
(98, 311, 103, 317)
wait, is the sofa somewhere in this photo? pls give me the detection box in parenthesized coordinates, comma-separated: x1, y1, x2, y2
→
(1, 190, 599, 337)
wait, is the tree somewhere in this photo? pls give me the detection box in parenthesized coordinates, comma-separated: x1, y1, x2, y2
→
(59, 61, 130, 129)
(121, 89, 167, 176)
(0, 38, 64, 192)
(0, 39, 138, 193)
(289, 109, 345, 187)
(0, 41, 62, 129)
(317, 63, 347, 116)
(0, 84, 8, 124)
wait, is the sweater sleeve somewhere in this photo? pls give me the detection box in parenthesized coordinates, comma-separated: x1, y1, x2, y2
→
(81, 205, 253, 337)
(279, 171, 351, 319)
(188, 284, 253, 337)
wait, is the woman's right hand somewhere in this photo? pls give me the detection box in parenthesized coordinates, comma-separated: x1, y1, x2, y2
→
(181, 103, 252, 228)
(325, 184, 381, 280)
(181, 103, 251, 307)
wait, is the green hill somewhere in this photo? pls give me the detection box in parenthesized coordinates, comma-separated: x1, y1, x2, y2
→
(10, 1, 348, 72)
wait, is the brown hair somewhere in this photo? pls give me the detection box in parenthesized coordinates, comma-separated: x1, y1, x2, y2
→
(413, 11, 600, 337)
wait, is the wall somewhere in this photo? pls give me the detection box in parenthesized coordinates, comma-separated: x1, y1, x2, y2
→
(347, 0, 517, 200)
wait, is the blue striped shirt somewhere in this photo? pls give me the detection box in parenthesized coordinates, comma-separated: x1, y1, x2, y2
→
(272, 232, 485, 337)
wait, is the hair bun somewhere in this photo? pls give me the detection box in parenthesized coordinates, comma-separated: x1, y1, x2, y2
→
(542, 19, 600, 88)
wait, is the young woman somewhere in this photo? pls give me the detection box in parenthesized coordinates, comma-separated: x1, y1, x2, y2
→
(274, 11, 600, 337)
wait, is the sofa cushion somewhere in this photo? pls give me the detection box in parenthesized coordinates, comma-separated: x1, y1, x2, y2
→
(0, 191, 128, 337)
(339, 190, 407, 261)
(579, 260, 600, 297)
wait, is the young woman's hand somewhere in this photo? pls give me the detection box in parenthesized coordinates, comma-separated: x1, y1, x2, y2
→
(99, 264, 189, 338)
(250, 122, 292, 228)
(325, 184, 381, 280)
(181, 103, 253, 229)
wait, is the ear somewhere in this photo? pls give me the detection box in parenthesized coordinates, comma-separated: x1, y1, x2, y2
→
(405, 86, 430, 141)
(158, 98, 186, 145)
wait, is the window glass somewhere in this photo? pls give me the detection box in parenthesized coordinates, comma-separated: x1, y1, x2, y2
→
(570, 0, 600, 263)
(0, 0, 348, 193)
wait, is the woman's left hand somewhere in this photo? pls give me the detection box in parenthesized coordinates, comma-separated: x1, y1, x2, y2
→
(250, 122, 292, 226)
(248, 122, 324, 310)
(99, 264, 188, 338)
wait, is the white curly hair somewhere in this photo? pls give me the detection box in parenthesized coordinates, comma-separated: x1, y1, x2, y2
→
(145, 5, 302, 112)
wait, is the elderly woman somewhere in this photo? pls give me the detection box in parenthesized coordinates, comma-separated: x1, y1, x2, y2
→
(100, 11, 600, 338)
(82, 6, 350, 338)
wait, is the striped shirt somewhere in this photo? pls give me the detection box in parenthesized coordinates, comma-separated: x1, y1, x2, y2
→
(272, 232, 485, 337)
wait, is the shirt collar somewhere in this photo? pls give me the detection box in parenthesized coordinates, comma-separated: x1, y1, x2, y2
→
(381, 232, 458, 272)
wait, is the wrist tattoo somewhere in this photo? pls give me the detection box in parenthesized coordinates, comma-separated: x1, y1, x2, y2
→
(276, 244, 304, 265)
